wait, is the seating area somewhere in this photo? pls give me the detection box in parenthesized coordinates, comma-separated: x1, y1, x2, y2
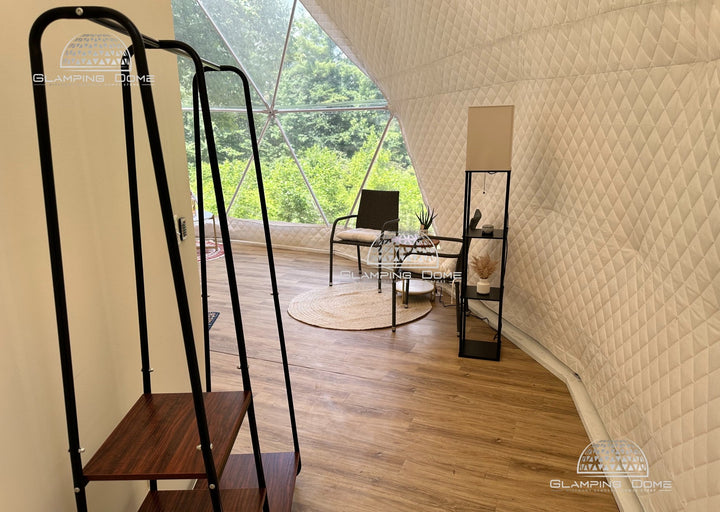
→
(328, 189, 399, 286)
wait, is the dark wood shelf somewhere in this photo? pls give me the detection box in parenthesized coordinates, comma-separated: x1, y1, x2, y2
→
(83, 392, 251, 481)
(464, 286, 502, 301)
(138, 488, 266, 512)
(196, 452, 300, 512)
(459, 338, 500, 360)
(465, 228, 504, 239)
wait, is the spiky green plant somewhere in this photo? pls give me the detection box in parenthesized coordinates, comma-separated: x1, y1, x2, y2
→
(415, 206, 437, 229)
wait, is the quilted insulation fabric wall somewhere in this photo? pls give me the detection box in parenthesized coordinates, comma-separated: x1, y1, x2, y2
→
(301, 1, 719, 511)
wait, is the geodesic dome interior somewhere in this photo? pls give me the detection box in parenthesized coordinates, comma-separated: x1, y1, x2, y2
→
(171, 2, 719, 511)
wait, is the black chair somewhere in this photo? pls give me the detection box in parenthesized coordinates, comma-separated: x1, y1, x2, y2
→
(329, 189, 399, 286)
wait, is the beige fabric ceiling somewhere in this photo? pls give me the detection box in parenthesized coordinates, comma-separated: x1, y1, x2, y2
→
(300, 1, 719, 511)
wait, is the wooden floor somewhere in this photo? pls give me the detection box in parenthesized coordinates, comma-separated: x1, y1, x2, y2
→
(204, 243, 619, 512)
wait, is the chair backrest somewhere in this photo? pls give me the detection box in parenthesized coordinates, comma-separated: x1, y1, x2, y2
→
(356, 189, 399, 231)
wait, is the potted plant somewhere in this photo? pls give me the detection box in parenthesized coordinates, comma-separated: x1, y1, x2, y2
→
(471, 254, 498, 294)
(415, 206, 437, 235)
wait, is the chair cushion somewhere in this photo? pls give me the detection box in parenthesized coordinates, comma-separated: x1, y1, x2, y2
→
(335, 228, 382, 243)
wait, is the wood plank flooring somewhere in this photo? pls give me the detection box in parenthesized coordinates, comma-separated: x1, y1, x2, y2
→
(203, 243, 619, 512)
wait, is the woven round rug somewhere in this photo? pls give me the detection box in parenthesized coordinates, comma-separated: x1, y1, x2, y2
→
(288, 280, 432, 330)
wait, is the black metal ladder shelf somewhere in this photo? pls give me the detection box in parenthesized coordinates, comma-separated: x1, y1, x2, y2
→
(29, 6, 299, 512)
(459, 169, 511, 361)
(188, 50, 302, 511)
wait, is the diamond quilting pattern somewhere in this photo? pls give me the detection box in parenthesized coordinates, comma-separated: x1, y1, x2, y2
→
(301, 1, 717, 511)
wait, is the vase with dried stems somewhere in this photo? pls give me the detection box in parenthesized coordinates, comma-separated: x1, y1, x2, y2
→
(471, 254, 498, 294)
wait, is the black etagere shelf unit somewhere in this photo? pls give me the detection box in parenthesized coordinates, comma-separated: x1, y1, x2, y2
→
(459, 169, 511, 361)
(29, 6, 299, 512)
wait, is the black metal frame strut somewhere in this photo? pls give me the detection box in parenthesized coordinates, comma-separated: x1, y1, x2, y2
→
(30, 6, 301, 511)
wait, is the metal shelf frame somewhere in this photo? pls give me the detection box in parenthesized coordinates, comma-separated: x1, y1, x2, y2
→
(459, 169, 511, 361)
(29, 6, 299, 511)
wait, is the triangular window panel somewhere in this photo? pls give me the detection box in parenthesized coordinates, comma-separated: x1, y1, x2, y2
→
(275, 2, 385, 110)
(198, 0, 295, 105)
(230, 120, 323, 224)
(172, 0, 240, 109)
(278, 110, 391, 222)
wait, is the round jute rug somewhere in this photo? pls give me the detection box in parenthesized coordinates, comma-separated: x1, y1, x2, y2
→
(287, 280, 432, 330)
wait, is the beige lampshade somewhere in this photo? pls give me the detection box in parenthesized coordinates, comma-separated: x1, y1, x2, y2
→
(466, 105, 514, 171)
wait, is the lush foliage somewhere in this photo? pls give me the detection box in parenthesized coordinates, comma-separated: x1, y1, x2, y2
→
(172, 0, 424, 230)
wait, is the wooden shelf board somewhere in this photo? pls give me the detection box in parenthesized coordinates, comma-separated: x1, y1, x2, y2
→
(465, 228, 504, 239)
(196, 452, 300, 512)
(460, 338, 500, 360)
(138, 488, 266, 512)
(464, 286, 502, 301)
(84, 392, 251, 481)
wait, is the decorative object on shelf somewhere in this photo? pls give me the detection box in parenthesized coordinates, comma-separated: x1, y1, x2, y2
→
(469, 208, 482, 230)
(481, 224, 494, 236)
(415, 205, 437, 234)
(471, 254, 498, 294)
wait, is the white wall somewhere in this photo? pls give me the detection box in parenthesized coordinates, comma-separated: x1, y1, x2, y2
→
(302, 1, 719, 511)
(0, 2, 202, 511)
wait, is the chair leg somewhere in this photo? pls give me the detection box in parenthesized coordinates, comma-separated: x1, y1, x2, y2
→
(455, 283, 462, 336)
(376, 245, 382, 293)
(329, 241, 334, 286)
(356, 245, 362, 272)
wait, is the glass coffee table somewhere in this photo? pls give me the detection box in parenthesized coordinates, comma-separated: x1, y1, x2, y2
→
(390, 234, 438, 331)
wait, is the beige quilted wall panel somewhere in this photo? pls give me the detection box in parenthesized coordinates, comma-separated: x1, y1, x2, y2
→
(301, 1, 719, 511)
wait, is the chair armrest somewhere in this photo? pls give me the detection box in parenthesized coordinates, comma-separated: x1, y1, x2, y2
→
(428, 235, 463, 258)
(380, 218, 400, 234)
(427, 235, 462, 243)
(330, 214, 358, 239)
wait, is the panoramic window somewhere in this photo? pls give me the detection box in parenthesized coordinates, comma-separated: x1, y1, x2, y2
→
(172, 0, 423, 230)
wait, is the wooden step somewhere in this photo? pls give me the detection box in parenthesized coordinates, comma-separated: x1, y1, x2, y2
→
(138, 488, 266, 512)
(196, 452, 300, 512)
(83, 392, 251, 480)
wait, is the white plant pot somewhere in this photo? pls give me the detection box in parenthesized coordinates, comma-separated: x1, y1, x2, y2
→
(476, 279, 491, 295)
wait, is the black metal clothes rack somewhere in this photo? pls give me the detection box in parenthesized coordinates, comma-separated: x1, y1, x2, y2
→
(459, 170, 511, 360)
(190, 60, 302, 505)
(29, 6, 299, 511)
